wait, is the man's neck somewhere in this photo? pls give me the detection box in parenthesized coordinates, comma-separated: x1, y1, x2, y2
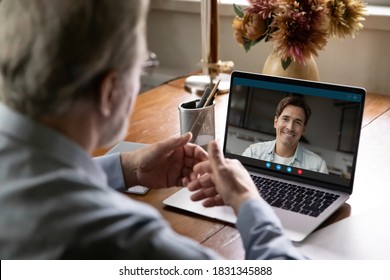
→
(275, 141, 297, 158)
(38, 100, 99, 154)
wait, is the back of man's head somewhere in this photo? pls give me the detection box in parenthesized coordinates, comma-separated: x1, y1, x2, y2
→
(0, 0, 149, 117)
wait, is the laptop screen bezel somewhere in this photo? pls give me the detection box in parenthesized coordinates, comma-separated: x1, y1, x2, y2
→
(223, 71, 366, 194)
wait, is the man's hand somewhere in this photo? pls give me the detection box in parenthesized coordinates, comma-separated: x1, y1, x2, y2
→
(120, 132, 208, 189)
(185, 141, 261, 214)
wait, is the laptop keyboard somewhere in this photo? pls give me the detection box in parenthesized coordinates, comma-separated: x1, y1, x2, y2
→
(251, 175, 340, 217)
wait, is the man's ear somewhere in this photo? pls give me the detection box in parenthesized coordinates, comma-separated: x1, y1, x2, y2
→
(274, 116, 278, 128)
(98, 72, 119, 117)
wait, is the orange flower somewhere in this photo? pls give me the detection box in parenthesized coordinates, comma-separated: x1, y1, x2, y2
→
(242, 13, 266, 41)
(232, 16, 245, 45)
(232, 13, 266, 46)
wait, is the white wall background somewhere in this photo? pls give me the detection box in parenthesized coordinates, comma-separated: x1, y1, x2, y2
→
(146, 1, 390, 95)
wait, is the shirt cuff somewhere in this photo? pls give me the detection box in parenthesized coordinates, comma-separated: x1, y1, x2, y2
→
(236, 198, 284, 253)
(235, 199, 306, 259)
(93, 153, 126, 192)
(236, 199, 283, 236)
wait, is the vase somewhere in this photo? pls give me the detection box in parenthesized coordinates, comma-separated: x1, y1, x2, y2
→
(262, 51, 319, 81)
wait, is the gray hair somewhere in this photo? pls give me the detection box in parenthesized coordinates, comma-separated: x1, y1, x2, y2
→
(0, 0, 149, 117)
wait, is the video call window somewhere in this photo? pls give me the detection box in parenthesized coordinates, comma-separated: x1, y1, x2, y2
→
(225, 84, 361, 184)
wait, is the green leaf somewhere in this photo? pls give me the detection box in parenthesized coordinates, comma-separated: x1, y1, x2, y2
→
(243, 40, 251, 52)
(282, 57, 293, 70)
(242, 35, 264, 52)
(233, 4, 244, 18)
(243, 37, 255, 52)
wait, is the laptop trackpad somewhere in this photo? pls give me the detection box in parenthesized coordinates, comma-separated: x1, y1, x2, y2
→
(163, 187, 237, 224)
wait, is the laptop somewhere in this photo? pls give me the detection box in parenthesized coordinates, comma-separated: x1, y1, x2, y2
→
(164, 71, 366, 242)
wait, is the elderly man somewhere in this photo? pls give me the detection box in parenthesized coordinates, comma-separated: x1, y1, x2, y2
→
(0, 0, 304, 260)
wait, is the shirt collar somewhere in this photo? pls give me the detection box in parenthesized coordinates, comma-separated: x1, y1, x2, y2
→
(294, 143, 304, 163)
(0, 103, 107, 186)
(266, 140, 276, 160)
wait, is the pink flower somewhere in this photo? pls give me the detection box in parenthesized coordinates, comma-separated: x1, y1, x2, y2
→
(246, 0, 278, 19)
(271, 0, 329, 64)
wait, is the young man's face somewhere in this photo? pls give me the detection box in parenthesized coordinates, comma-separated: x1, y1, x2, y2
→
(274, 105, 306, 151)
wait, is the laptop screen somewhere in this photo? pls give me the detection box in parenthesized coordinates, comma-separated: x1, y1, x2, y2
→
(224, 71, 366, 193)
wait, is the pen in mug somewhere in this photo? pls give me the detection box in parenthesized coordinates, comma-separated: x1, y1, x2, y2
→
(197, 85, 212, 108)
(204, 80, 220, 107)
(196, 79, 220, 108)
(190, 80, 220, 143)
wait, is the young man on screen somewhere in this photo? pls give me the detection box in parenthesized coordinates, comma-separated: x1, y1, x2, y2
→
(243, 96, 328, 174)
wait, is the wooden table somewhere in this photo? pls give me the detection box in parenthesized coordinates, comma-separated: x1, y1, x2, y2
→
(94, 76, 390, 259)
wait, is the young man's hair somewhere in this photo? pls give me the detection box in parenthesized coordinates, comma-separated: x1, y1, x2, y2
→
(275, 96, 312, 125)
(0, 0, 149, 117)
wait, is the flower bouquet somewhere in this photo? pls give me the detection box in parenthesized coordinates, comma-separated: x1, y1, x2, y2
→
(232, 0, 367, 70)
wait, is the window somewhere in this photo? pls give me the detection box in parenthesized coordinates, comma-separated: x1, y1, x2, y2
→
(366, 0, 389, 6)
